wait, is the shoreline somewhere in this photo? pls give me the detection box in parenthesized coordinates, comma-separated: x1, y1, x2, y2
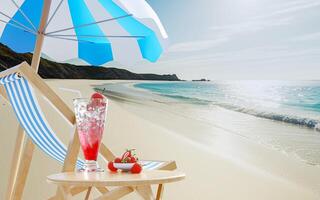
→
(133, 81, 320, 132)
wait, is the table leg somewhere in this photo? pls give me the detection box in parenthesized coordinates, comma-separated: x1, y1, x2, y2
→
(85, 187, 92, 200)
(136, 186, 155, 200)
(58, 186, 72, 200)
(156, 184, 164, 200)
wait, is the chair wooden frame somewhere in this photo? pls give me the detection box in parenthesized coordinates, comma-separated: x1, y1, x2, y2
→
(0, 62, 177, 200)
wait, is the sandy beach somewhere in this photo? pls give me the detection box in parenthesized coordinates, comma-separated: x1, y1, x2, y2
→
(1, 79, 319, 200)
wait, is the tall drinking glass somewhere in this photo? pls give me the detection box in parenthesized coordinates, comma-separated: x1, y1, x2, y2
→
(73, 98, 107, 172)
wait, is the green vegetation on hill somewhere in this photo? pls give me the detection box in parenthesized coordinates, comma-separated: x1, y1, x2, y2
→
(0, 43, 180, 81)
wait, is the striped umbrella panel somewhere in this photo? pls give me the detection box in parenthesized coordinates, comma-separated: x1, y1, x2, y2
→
(0, 0, 168, 65)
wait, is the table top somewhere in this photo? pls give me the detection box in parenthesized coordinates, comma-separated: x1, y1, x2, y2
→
(47, 170, 185, 187)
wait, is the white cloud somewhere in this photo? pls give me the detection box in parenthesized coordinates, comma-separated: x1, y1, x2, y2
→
(293, 32, 320, 41)
(167, 10, 295, 55)
(259, 0, 320, 18)
(210, 16, 294, 37)
(156, 43, 320, 71)
(168, 38, 228, 53)
(207, 0, 320, 43)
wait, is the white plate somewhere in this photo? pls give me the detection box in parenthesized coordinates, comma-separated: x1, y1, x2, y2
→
(114, 163, 135, 171)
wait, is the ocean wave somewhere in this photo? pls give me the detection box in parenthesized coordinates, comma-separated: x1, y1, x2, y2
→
(161, 94, 212, 105)
(160, 93, 320, 131)
(217, 103, 320, 131)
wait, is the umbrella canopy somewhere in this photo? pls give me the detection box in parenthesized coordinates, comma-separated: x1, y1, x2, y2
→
(0, 0, 168, 67)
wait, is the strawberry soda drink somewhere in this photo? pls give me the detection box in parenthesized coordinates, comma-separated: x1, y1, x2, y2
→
(73, 93, 107, 172)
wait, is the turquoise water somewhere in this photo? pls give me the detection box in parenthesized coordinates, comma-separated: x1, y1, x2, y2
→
(135, 81, 320, 130)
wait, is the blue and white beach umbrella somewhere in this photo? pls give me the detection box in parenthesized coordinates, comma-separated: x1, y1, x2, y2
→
(0, 0, 168, 67)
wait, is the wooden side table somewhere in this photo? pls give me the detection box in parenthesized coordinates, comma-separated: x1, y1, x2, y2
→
(47, 170, 185, 200)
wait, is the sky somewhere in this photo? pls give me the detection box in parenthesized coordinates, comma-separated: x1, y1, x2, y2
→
(125, 0, 320, 80)
(1, 0, 320, 80)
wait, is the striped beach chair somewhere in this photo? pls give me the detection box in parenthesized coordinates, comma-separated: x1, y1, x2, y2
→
(0, 72, 85, 169)
(0, 62, 177, 200)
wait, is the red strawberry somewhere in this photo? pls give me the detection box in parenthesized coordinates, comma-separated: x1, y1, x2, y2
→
(131, 163, 142, 174)
(129, 157, 136, 163)
(108, 162, 117, 172)
(114, 157, 122, 163)
(91, 92, 104, 99)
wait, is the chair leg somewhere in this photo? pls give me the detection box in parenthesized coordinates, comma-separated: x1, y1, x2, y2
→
(63, 127, 81, 172)
(99, 143, 116, 162)
(11, 138, 35, 200)
(84, 187, 92, 200)
(5, 126, 25, 200)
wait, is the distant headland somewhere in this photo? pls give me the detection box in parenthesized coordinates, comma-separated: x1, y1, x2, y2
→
(0, 43, 180, 81)
(192, 78, 210, 82)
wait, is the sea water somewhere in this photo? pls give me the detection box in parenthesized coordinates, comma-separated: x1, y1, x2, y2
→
(134, 81, 320, 165)
(135, 81, 320, 130)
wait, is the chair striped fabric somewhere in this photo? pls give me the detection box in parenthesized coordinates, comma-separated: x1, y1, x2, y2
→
(0, 73, 84, 169)
(0, 72, 166, 171)
(141, 160, 166, 170)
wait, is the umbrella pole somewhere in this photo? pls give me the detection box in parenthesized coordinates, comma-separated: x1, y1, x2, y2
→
(8, 1, 53, 199)
(31, 0, 52, 72)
